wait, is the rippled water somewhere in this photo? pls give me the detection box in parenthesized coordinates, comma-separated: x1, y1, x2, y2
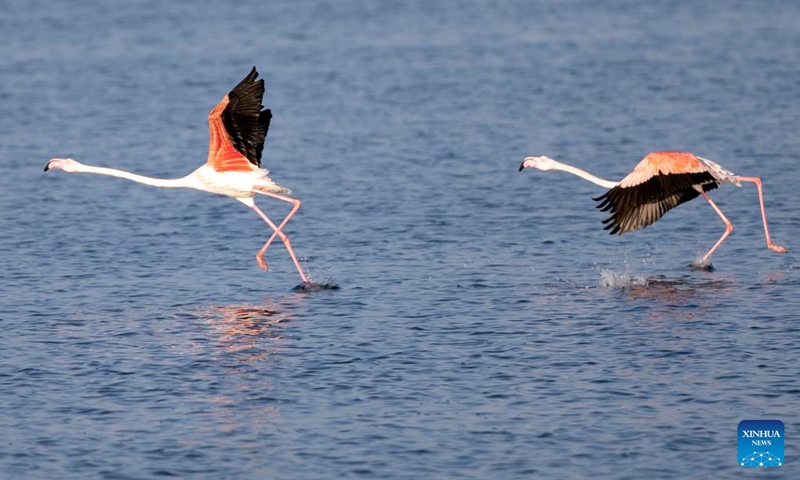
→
(2, 1, 800, 478)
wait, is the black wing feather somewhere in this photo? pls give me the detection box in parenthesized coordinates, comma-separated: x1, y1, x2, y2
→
(593, 172, 718, 235)
(221, 67, 271, 167)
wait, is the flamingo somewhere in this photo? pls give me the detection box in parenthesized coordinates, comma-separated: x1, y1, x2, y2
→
(519, 151, 787, 265)
(44, 67, 309, 284)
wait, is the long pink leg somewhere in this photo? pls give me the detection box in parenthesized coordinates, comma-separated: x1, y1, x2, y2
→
(250, 201, 308, 284)
(255, 192, 302, 263)
(700, 192, 734, 262)
(735, 176, 787, 253)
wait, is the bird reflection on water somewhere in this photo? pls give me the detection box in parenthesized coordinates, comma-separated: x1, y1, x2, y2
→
(177, 303, 294, 438)
(623, 275, 735, 299)
(195, 303, 294, 363)
(596, 268, 740, 314)
(599, 269, 736, 297)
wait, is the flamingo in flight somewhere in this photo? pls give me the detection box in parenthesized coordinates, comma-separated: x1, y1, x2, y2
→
(519, 151, 787, 265)
(44, 67, 309, 284)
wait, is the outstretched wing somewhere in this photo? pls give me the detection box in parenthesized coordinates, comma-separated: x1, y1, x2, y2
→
(206, 67, 272, 172)
(593, 152, 719, 234)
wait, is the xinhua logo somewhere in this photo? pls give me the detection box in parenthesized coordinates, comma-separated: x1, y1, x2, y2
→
(738, 420, 784, 467)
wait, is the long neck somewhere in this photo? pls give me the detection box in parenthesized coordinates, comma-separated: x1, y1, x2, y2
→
(551, 160, 619, 189)
(76, 164, 195, 189)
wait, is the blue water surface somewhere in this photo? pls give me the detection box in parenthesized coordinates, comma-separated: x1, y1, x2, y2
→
(1, 1, 799, 478)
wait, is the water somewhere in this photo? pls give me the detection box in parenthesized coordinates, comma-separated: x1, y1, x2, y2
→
(2, 0, 799, 478)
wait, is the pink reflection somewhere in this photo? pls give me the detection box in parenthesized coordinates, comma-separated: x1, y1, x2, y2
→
(195, 302, 295, 362)
(188, 302, 295, 432)
(624, 276, 737, 324)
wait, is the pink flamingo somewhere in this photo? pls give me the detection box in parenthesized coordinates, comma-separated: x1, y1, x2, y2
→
(519, 151, 787, 264)
(44, 67, 308, 284)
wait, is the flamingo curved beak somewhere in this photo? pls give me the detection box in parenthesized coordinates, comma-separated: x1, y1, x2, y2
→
(518, 156, 541, 172)
(44, 158, 64, 172)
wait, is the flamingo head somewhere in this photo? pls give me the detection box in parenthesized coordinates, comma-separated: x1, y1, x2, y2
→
(518, 155, 557, 172)
(44, 158, 82, 172)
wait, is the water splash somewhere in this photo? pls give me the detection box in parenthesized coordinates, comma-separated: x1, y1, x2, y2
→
(294, 280, 340, 292)
(690, 256, 714, 271)
(598, 268, 649, 289)
(295, 265, 340, 292)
